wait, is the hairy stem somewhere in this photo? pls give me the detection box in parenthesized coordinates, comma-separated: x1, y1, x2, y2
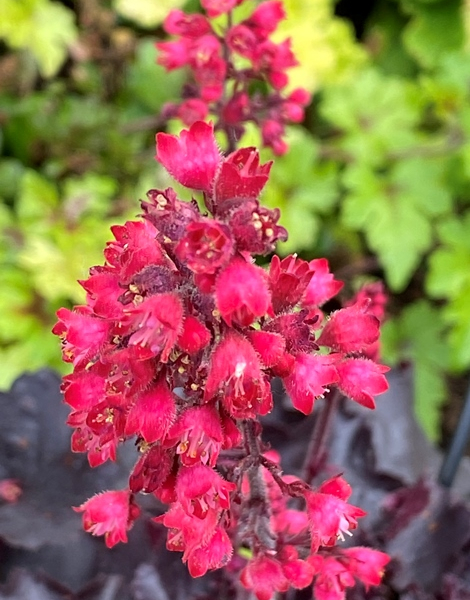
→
(241, 420, 277, 552)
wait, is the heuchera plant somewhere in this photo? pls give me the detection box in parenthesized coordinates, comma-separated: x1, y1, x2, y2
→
(53, 1, 390, 599)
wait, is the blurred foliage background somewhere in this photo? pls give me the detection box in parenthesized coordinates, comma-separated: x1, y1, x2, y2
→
(1, 0, 470, 443)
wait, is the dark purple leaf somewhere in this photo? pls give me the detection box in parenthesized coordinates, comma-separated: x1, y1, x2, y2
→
(382, 480, 470, 594)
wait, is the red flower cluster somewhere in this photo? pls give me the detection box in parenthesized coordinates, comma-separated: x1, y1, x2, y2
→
(54, 120, 390, 597)
(156, 0, 310, 154)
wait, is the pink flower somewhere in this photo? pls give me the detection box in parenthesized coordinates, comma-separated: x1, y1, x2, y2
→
(310, 556, 355, 600)
(129, 445, 174, 494)
(336, 358, 390, 408)
(268, 254, 313, 313)
(186, 526, 233, 577)
(318, 301, 380, 353)
(175, 464, 236, 519)
(247, 1, 286, 38)
(200, 0, 242, 18)
(175, 218, 234, 274)
(62, 370, 105, 411)
(279, 546, 314, 589)
(167, 405, 224, 467)
(74, 490, 140, 548)
(156, 39, 191, 70)
(265, 310, 317, 356)
(214, 147, 272, 205)
(342, 547, 390, 588)
(177, 315, 211, 354)
(177, 98, 209, 126)
(227, 24, 258, 59)
(247, 330, 286, 368)
(156, 121, 221, 191)
(105, 220, 166, 284)
(305, 476, 367, 553)
(156, 501, 216, 554)
(283, 353, 339, 414)
(124, 293, 184, 361)
(227, 200, 287, 255)
(79, 269, 124, 319)
(53, 307, 110, 367)
(261, 119, 288, 155)
(164, 9, 211, 38)
(215, 258, 272, 327)
(302, 258, 344, 308)
(125, 379, 176, 443)
(204, 332, 273, 419)
(240, 554, 289, 600)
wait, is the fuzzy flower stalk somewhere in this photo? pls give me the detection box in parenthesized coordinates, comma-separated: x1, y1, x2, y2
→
(54, 2, 390, 599)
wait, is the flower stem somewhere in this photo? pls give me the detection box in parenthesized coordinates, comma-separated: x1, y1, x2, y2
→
(301, 390, 341, 484)
(241, 420, 277, 552)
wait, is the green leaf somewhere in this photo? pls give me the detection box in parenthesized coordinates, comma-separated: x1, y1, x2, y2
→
(126, 39, 185, 112)
(402, 0, 464, 69)
(17, 170, 59, 231)
(0, 0, 78, 78)
(427, 213, 470, 297)
(426, 213, 470, 369)
(381, 300, 448, 440)
(113, 0, 185, 28)
(262, 129, 339, 253)
(368, 195, 431, 291)
(320, 69, 421, 165)
(62, 173, 118, 222)
(275, 0, 366, 92)
(0, 332, 67, 390)
(342, 157, 451, 291)
(0, 268, 40, 343)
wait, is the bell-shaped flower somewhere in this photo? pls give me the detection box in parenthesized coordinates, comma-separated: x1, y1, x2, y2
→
(246, 330, 286, 368)
(166, 405, 224, 467)
(309, 555, 355, 600)
(214, 147, 272, 206)
(240, 554, 289, 600)
(342, 547, 390, 588)
(186, 526, 233, 577)
(215, 258, 272, 327)
(278, 546, 314, 590)
(175, 464, 236, 519)
(124, 292, 184, 362)
(105, 220, 166, 284)
(336, 357, 389, 408)
(125, 379, 176, 443)
(302, 258, 343, 308)
(318, 301, 380, 353)
(283, 353, 338, 414)
(74, 490, 140, 548)
(204, 332, 272, 419)
(53, 307, 110, 367)
(164, 9, 211, 37)
(305, 475, 367, 553)
(227, 199, 287, 255)
(128, 445, 174, 494)
(156, 121, 221, 192)
(268, 254, 312, 313)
